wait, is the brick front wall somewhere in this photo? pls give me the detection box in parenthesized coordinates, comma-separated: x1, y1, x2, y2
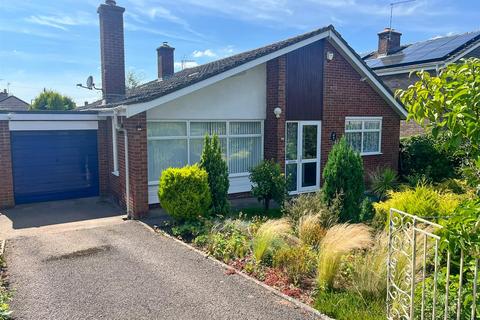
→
(264, 56, 286, 172)
(104, 113, 149, 218)
(97, 120, 109, 196)
(322, 41, 401, 176)
(0, 121, 14, 208)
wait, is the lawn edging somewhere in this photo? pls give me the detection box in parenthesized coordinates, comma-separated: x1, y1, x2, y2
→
(136, 220, 334, 320)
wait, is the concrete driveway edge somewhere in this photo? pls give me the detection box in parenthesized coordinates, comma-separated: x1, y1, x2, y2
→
(136, 220, 334, 320)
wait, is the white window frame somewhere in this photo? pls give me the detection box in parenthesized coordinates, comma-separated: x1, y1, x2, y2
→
(147, 120, 264, 185)
(344, 116, 382, 156)
(285, 120, 321, 195)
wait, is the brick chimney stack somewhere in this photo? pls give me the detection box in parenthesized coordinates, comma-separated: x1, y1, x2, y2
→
(98, 0, 126, 103)
(377, 28, 402, 56)
(157, 42, 175, 80)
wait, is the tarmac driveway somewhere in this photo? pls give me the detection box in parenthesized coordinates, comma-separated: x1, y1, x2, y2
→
(5, 220, 318, 320)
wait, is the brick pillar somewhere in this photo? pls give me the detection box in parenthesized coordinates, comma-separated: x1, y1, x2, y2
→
(265, 56, 286, 172)
(97, 120, 109, 196)
(124, 113, 148, 218)
(0, 121, 14, 208)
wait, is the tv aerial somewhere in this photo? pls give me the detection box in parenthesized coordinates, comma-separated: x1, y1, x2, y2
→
(389, 0, 416, 31)
(77, 75, 102, 91)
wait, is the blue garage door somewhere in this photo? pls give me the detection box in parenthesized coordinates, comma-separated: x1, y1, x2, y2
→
(11, 130, 99, 204)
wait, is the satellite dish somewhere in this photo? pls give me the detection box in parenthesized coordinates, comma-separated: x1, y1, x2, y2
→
(86, 76, 94, 90)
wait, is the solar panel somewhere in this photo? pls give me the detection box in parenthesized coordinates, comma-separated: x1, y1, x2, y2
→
(364, 31, 480, 69)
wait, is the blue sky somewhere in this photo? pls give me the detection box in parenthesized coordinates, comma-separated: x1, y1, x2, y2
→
(0, 0, 478, 105)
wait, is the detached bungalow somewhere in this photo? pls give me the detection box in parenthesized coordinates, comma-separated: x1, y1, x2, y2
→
(0, 0, 406, 218)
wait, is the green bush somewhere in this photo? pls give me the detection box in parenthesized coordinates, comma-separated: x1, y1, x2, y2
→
(283, 191, 339, 227)
(372, 185, 468, 228)
(322, 137, 365, 222)
(274, 245, 316, 286)
(199, 135, 230, 215)
(158, 165, 212, 222)
(400, 135, 458, 183)
(359, 197, 375, 222)
(0, 257, 11, 320)
(368, 167, 398, 201)
(199, 219, 251, 263)
(250, 160, 286, 211)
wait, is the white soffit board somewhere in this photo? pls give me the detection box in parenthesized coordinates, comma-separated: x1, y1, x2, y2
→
(9, 121, 98, 131)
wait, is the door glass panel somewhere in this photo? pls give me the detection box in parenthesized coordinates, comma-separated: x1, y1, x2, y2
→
(302, 125, 317, 160)
(286, 123, 298, 161)
(302, 162, 317, 188)
(286, 163, 297, 192)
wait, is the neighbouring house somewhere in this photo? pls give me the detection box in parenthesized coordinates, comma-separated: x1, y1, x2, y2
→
(363, 28, 480, 136)
(0, 89, 29, 111)
(0, 0, 406, 218)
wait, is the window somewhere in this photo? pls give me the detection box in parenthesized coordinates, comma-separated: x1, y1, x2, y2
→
(147, 121, 263, 184)
(344, 117, 382, 155)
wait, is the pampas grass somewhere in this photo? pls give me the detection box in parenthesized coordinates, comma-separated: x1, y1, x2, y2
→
(317, 223, 373, 290)
(298, 213, 326, 247)
(252, 218, 293, 263)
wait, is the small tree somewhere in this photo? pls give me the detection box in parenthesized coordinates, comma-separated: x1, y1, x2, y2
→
(250, 160, 286, 211)
(397, 58, 480, 188)
(30, 90, 75, 111)
(322, 137, 365, 222)
(199, 135, 230, 215)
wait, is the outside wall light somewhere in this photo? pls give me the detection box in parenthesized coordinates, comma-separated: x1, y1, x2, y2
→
(326, 51, 334, 61)
(273, 107, 282, 119)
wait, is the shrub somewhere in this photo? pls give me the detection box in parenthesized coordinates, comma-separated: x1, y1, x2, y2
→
(359, 197, 375, 222)
(252, 218, 293, 264)
(250, 160, 286, 211)
(158, 165, 211, 222)
(316, 224, 372, 290)
(0, 257, 11, 320)
(372, 184, 468, 228)
(201, 219, 251, 263)
(274, 245, 316, 286)
(368, 167, 398, 200)
(400, 134, 458, 183)
(171, 220, 211, 242)
(322, 137, 365, 222)
(297, 213, 326, 247)
(283, 191, 339, 227)
(199, 135, 230, 215)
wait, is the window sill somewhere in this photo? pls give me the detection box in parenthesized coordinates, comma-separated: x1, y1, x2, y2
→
(360, 152, 382, 156)
(112, 171, 120, 177)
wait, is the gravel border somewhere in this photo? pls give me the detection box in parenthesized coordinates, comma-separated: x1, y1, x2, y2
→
(136, 220, 334, 320)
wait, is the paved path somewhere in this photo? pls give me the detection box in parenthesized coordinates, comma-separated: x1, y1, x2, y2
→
(5, 221, 317, 320)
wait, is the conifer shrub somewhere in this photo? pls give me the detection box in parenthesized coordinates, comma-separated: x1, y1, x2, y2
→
(199, 135, 230, 215)
(322, 137, 365, 222)
(158, 165, 211, 222)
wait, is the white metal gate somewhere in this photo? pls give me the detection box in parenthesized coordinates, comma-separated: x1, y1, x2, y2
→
(387, 208, 479, 320)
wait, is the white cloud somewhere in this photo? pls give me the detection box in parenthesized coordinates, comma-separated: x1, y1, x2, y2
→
(25, 11, 97, 31)
(192, 49, 216, 58)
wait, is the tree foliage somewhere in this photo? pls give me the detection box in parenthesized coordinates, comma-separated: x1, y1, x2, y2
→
(250, 160, 286, 211)
(199, 135, 230, 215)
(322, 137, 365, 222)
(397, 58, 480, 187)
(30, 90, 75, 111)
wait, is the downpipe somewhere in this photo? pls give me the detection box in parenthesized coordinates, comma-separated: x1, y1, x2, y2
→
(113, 112, 132, 219)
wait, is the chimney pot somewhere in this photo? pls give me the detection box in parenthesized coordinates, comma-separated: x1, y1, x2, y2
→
(157, 42, 175, 80)
(105, 0, 116, 5)
(377, 28, 402, 56)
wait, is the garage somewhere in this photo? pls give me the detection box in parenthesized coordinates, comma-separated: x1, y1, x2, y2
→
(0, 112, 101, 206)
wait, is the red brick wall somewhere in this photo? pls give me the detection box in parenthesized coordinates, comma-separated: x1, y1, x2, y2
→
(322, 41, 401, 176)
(105, 113, 149, 218)
(264, 56, 286, 172)
(0, 121, 14, 208)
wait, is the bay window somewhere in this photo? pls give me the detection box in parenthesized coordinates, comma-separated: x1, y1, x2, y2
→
(344, 117, 382, 155)
(147, 121, 263, 184)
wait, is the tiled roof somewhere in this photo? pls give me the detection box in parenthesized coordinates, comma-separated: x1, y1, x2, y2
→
(364, 30, 480, 70)
(79, 25, 333, 110)
(0, 96, 30, 111)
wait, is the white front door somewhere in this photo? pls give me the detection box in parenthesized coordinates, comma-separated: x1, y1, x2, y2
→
(285, 121, 321, 194)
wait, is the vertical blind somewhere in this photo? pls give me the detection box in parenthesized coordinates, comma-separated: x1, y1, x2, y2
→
(147, 121, 263, 183)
